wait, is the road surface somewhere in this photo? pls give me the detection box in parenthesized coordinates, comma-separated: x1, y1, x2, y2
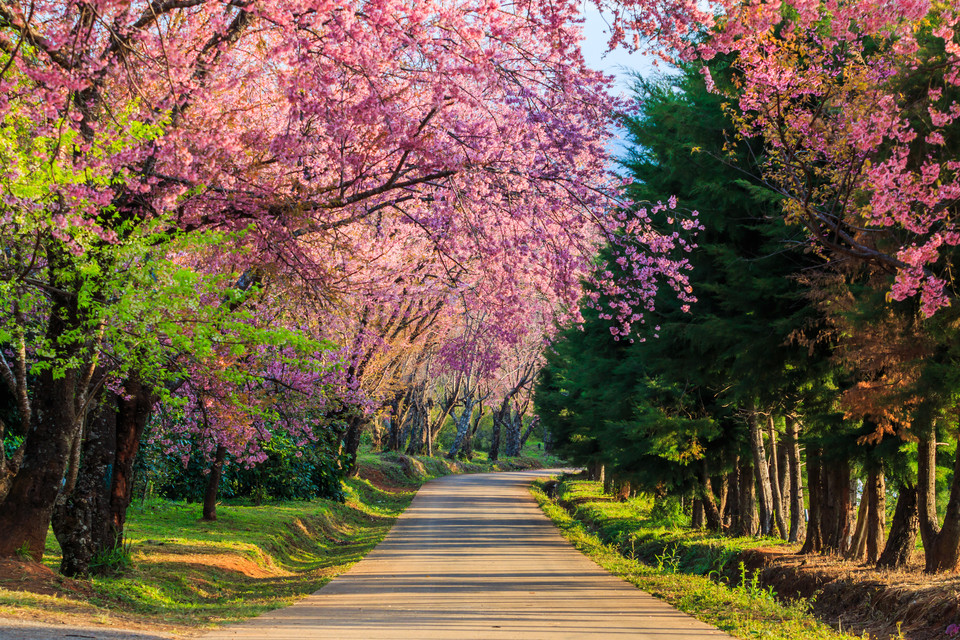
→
(202, 469, 730, 640)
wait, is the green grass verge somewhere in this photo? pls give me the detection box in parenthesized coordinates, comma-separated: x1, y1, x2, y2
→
(532, 480, 863, 640)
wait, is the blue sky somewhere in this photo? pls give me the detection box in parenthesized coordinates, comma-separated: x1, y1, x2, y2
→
(579, 4, 659, 94)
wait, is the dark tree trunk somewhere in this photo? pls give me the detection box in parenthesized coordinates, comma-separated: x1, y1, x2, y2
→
(343, 418, 363, 477)
(52, 396, 117, 576)
(202, 445, 227, 521)
(109, 376, 155, 548)
(820, 458, 852, 554)
(587, 461, 604, 483)
(723, 459, 740, 530)
(700, 462, 723, 531)
(692, 499, 704, 529)
(877, 484, 919, 569)
(785, 417, 806, 543)
(801, 446, 824, 554)
(489, 413, 502, 462)
(737, 455, 758, 537)
(0, 367, 80, 560)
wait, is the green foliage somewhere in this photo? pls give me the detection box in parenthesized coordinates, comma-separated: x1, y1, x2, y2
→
(89, 542, 133, 577)
(140, 424, 346, 504)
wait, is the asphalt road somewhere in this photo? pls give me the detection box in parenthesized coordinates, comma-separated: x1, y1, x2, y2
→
(201, 469, 730, 640)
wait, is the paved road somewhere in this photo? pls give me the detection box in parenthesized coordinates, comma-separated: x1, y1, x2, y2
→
(0, 619, 174, 640)
(202, 470, 730, 640)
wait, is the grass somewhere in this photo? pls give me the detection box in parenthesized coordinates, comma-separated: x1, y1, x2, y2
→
(533, 478, 865, 640)
(3, 451, 544, 632)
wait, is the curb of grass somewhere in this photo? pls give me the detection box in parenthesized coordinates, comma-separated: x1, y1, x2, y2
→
(531, 482, 862, 640)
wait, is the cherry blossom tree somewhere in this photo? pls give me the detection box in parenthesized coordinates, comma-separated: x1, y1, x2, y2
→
(0, 0, 698, 563)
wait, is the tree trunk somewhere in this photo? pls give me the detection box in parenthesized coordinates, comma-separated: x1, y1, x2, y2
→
(519, 415, 538, 451)
(202, 445, 227, 521)
(724, 458, 740, 530)
(801, 446, 824, 554)
(848, 484, 870, 561)
(877, 484, 919, 569)
(785, 416, 806, 543)
(717, 474, 728, 520)
(0, 368, 80, 560)
(737, 455, 758, 537)
(748, 410, 774, 535)
(777, 432, 790, 516)
(603, 471, 615, 494)
(489, 411, 502, 462)
(701, 461, 723, 531)
(343, 417, 364, 477)
(52, 396, 117, 577)
(504, 411, 522, 457)
(766, 415, 787, 538)
(692, 499, 704, 529)
(109, 376, 155, 548)
(447, 399, 476, 459)
(918, 419, 960, 572)
(463, 403, 483, 459)
(820, 458, 852, 554)
(865, 467, 886, 564)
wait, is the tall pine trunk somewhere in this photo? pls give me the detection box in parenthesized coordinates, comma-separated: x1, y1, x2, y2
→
(877, 484, 919, 569)
(748, 410, 774, 535)
(737, 455, 758, 537)
(766, 415, 787, 538)
(785, 417, 806, 543)
(820, 459, 852, 554)
(801, 446, 824, 554)
(864, 468, 886, 564)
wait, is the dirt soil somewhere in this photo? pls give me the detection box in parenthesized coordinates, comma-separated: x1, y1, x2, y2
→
(0, 558, 93, 598)
(741, 547, 960, 639)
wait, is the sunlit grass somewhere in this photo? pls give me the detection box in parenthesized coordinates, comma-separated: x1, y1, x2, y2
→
(533, 479, 861, 640)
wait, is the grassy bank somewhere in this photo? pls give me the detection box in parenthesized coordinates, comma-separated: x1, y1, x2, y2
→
(533, 477, 863, 640)
(0, 452, 546, 634)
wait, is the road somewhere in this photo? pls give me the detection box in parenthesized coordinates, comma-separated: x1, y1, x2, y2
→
(201, 469, 730, 640)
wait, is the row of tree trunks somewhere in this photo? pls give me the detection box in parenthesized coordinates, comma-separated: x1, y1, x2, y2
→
(845, 467, 885, 563)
